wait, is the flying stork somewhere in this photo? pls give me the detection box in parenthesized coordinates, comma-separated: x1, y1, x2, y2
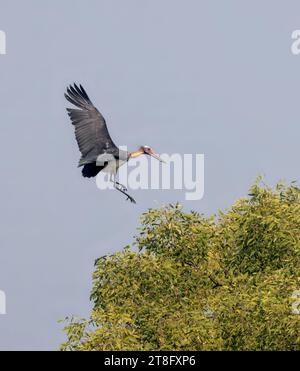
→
(65, 84, 164, 204)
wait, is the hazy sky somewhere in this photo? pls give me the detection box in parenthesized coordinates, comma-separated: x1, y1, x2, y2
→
(0, 0, 299, 350)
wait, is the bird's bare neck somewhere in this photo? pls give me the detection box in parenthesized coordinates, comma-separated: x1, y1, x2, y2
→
(129, 148, 144, 158)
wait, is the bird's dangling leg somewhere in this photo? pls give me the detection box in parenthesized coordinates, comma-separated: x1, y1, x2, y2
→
(115, 181, 127, 192)
(115, 183, 136, 204)
(110, 174, 127, 192)
(111, 175, 136, 204)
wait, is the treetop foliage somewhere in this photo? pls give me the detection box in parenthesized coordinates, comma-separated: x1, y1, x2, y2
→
(61, 180, 300, 351)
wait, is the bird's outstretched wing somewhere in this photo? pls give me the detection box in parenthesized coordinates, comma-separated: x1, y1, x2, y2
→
(65, 84, 118, 167)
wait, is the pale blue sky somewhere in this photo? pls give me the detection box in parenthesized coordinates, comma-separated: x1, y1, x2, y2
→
(0, 0, 299, 350)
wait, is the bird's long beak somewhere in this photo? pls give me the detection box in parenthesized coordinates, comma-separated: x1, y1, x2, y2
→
(150, 151, 165, 163)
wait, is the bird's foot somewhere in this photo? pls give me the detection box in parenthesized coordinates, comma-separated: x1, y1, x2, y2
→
(114, 183, 136, 204)
(126, 195, 136, 204)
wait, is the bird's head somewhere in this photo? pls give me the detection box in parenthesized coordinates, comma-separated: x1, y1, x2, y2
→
(129, 145, 165, 162)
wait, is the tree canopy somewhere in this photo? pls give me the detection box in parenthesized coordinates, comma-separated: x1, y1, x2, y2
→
(61, 180, 300, 351)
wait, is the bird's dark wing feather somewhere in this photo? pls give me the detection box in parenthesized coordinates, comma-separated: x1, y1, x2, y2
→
(65, 84, 118, 166)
